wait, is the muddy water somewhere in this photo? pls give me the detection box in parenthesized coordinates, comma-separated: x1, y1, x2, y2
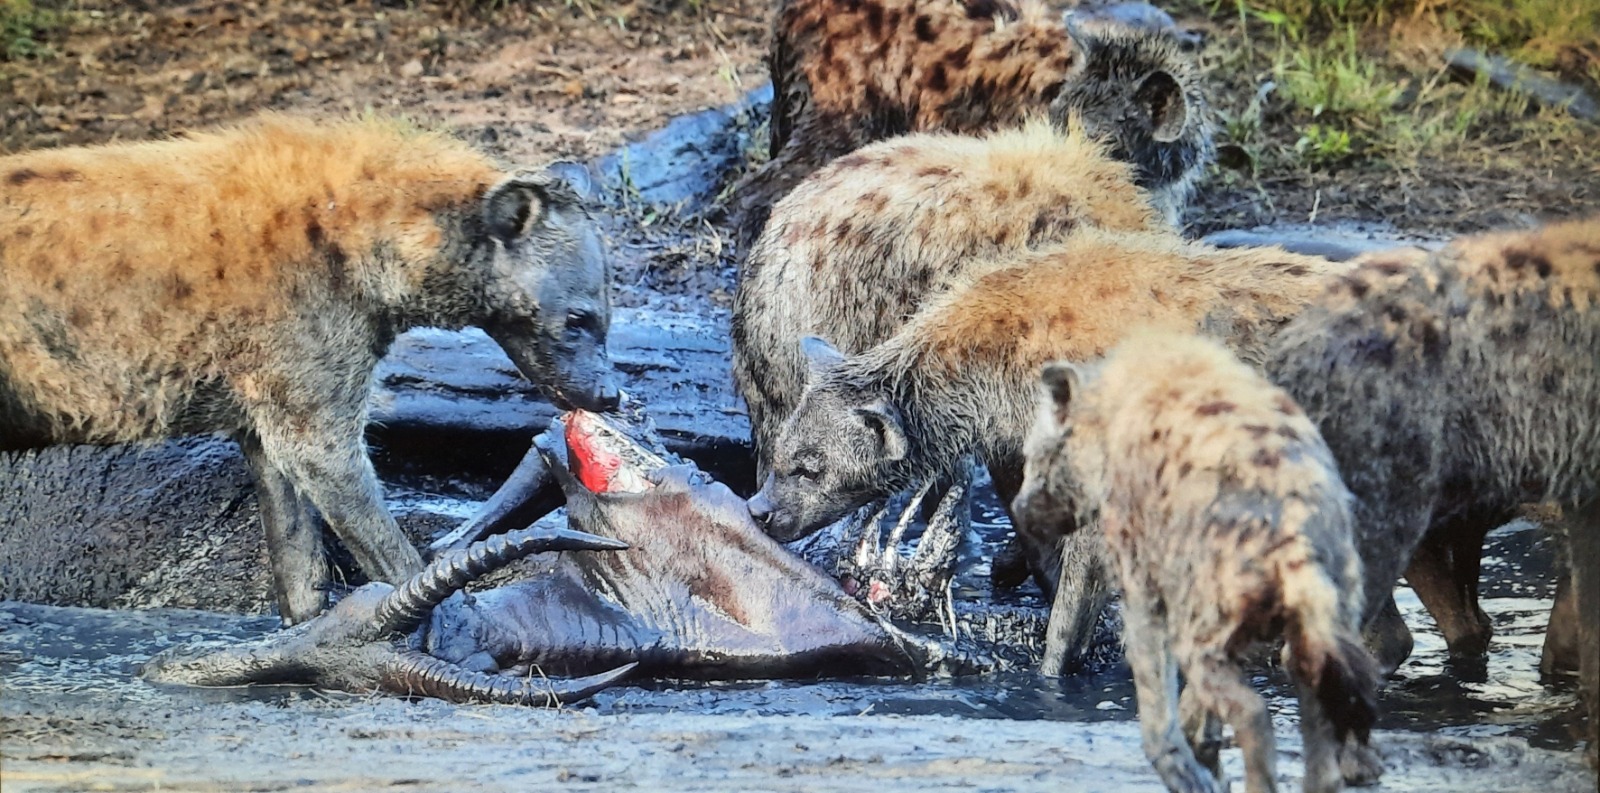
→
(387, 481, 1589, 752)
(3, 488, 1591, 792)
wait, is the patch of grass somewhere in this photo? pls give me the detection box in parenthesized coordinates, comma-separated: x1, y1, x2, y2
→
(1196, 0, 1594, 172)
(1224, 0, 1598, 77)
(1, 0, 63, 61)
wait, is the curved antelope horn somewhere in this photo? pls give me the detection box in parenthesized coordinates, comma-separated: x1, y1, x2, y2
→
(139, 624, 314, 687)
(381, 651, 636, 706)
(428, 439, 566, 554)
(374, 526, 628, 635)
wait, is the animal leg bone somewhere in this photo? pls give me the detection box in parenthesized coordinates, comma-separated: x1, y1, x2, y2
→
(838, 463, 972, 627)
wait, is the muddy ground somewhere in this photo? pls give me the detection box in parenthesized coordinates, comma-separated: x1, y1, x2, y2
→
(3, 0, 1599, 789)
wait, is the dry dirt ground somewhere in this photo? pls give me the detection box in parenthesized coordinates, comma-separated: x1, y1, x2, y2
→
(1, 0, 769, 166)
(5, 0, 1596, 239)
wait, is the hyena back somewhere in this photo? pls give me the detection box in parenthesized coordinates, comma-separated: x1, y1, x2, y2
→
(734, 121, 1162, 475)
(0, 115, 619, 623)
(750, 226, 1348, 542)
(1014, 330, 1379, 793)
(733, 0, 1212, 244)
(1266, 217, 1600, 739)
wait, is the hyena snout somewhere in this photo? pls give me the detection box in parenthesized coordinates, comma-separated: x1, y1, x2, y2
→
(487, 321, 620, 413)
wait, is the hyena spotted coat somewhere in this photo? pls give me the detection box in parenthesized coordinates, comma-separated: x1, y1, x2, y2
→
(747, 227, 1349, 662)
(0, 115, 619, 624)
(1013, 331, 1380, 793)
(731, 0, 1212, 244)
(1264, 217, 1600, 755)
(734, 121, 1163, 474)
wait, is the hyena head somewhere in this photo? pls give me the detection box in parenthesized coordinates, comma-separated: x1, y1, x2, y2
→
(1050, 23, 1212, 218)
(747, 337, 909, 542)
(1012, 361, 1100, 541)
(474, 170, 619, 413)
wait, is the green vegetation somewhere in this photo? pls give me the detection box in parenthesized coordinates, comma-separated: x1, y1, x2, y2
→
(1, 0, 63, 61)
(1198, 0, 1597, 171)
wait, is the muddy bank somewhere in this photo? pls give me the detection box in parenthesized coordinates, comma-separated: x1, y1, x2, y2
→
(1, 602, 1593, 793)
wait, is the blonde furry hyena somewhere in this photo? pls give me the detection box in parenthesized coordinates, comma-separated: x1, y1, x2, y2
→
(0, 116, 619, 625)
(746, 227, 1349, 665)
(734, 121, 1163, 472)
(1265, 217, 1600, 757)
(730, 0, 1212, 244)
(1013, 331, 1380, 793)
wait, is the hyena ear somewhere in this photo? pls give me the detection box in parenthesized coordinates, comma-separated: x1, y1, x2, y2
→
(1061, 12, 1092, 52)
(800, 336, 846, 377)
(1134, 70, 1187, 143)
(1039, 362, 1084, 419)
(854, 400, 909, 463)
(483, 170, 579, 243)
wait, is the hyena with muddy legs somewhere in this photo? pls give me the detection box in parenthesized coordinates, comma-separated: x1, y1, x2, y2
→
(747, 228, 1349, 664)
(1265, 217, 1600, 752)
(730, 0, 1212, 245)
(0, 116, 619, 625)
(735, 120, 1161, 659)
(1013, 331, 1380, 793)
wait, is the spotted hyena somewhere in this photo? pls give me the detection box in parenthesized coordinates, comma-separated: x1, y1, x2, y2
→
(745, 227, 1348, 662)
(1013, 330, 1380, 793)
(734, 120, 1163, 475)
(0, 115, 619, 625)
(1264, 217, 1600, 750)
(730, 0, 1212, 244)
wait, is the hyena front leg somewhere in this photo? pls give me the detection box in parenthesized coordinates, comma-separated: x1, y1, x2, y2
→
(1185, 652, 1278, 793)
(239, 432, 328, 626)
(241, 373, 424, 589)
(1124, 585, 1221, 793)
(1043, 528, 1113, 675)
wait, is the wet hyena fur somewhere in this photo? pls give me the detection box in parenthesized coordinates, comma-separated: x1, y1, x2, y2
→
(734, 120, 1162, 477)
(748, 226, 1346, 545)
(0, 115, 619, 625)
(1264, 217, 1599, 734)
(1013, 331, 1381, 793)
(729, 0, 1212, 245)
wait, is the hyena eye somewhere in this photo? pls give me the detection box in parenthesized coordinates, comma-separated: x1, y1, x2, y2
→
(565, 310, 594, 331)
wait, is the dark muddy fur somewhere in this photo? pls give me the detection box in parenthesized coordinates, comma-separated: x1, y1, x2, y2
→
(0, 117, 619, 625)
(1049, 25, 1213, 222)
(729, 0, 1212, 247)
(1014, 332, 1380, 793)
(1265, 218, 1600, 678)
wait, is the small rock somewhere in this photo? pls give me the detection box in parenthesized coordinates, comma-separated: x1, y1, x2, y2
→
(400, 58, 424, 79)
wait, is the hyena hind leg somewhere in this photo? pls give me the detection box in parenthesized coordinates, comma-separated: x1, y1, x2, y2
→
(1185, 653, 1279, 793)
(1123, 588, 1223, 793)
(1180, 682, 1225, 782)
(1287, 664, 1344, 793)
(240, 432, 328, 626)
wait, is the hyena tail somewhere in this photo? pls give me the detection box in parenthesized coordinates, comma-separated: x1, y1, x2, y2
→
(1282, 555, 1380, 743)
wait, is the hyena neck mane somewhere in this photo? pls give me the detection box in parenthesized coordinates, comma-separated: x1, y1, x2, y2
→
(831, 332, 1033, 489)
